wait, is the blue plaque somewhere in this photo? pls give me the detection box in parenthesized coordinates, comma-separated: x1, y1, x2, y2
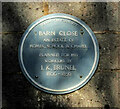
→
(18, 13, 99, 94)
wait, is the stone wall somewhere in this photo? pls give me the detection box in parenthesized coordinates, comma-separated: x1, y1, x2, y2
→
(2, 2, 120, 109)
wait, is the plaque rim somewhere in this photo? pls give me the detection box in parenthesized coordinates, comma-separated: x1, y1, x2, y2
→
(18, 13, 99, 94)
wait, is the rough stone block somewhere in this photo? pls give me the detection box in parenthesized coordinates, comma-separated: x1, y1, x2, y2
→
(2, 2, 44, 32)
(2, 33, 22, 73)
(2, 2, 119, 32)
(96, 33, 120, 70)
(49, 2, 119, 31)
(2, 70, 119, 108)
(2, 73, 39, 109)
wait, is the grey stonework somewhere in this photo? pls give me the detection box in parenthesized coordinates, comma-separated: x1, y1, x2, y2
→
(2, 2, 120, 109)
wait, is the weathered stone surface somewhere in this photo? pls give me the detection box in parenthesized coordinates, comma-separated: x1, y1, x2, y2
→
(49, 2, 119, 31)
(95, 33, 120, 70)
(118, 1, 120, 31)
(2, 2, 119, 32)
(2, 73, 39, 109)
(2, 2, 44, 32)
(2, 2, 120, 109)
(118, 47, 120, 69)
(2, 70, 119, 108)
(2, 33, 22, 74)
(2, 33, 120, 108)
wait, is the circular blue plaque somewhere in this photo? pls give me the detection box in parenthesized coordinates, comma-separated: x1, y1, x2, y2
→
(18, 13, 99, 94)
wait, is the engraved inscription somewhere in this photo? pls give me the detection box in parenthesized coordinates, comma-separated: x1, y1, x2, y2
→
(30, 44, 87, 49)
(59, 31, 78, 36)
(38, 31, 78, 37)
(28, 18, 87, 77)
(46, 72, 72, 77)
(39, 31, 55, 36)
(40, 65, 76, 71)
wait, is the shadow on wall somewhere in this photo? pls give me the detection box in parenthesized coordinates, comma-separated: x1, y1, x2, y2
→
(2, 2, 69, 109)
(2, 3, 25, 73)
(92, 2, 118, 108)
(2, 2, 118, 109)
